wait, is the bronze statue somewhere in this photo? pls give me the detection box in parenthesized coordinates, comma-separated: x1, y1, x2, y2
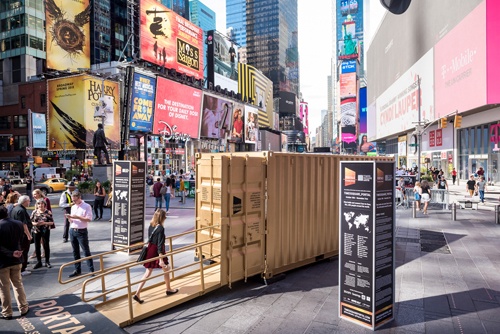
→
(93, 123, 111, 165)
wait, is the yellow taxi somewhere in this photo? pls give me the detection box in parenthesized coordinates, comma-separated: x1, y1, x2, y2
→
(34, 178, 67, 196)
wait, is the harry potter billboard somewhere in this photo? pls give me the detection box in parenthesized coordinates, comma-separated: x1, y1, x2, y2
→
(140, 0, 204, 79)
(48, 75, 121, 150)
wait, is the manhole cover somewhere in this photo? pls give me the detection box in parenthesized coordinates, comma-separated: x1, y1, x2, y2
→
(395, 237, 420, 243)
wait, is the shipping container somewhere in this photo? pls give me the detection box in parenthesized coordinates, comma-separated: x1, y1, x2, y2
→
(195, 152, 394, 284)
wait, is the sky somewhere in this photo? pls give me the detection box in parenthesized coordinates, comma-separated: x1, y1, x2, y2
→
(201, 0, 386, 137)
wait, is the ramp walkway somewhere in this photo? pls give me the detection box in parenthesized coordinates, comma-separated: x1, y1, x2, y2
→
(58, 225, 222, 327)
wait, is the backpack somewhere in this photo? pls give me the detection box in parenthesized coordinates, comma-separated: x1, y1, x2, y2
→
(160, 185, 167, 195)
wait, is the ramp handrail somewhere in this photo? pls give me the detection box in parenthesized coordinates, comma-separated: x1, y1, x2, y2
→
(58, 224, 220, 303)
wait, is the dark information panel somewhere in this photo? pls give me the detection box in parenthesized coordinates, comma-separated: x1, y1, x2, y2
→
(112, 161, 146, 251)
(339, 161, 395, 330)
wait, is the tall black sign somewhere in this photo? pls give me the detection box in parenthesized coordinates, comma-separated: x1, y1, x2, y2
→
(339, 161, 395, 330)
(112, 161, 146, 253)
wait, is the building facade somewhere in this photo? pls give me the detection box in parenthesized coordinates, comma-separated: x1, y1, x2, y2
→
(189, 0, 215, 86)
(226, 0, 247, 47)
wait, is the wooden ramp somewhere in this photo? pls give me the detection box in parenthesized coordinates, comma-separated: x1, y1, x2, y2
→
(95, 265, 221, 327)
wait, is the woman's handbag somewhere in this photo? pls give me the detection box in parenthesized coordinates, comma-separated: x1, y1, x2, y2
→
(105, 194, 112, 208)
(137, 225, 159, 263)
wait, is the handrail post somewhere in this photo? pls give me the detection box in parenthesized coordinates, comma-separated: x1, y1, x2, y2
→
(100, 256, 106, 302)
(125, 268, 133, 324)
(198, 246, 205, 294)
(169, 237, 174, 280)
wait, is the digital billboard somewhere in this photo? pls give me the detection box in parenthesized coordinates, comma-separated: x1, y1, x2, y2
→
(359, 86, 367, 133)
(338, 39, 359, 60)
(300, 102, 309, 137)
(130, 73, 156, 132)
(279, 91, 297, 115)
(45, 0, 90, 70)
(230, 102, 245, 143)
(342, 21, 356, 40)
(245, 106, 259, 144)
(340, 98, 356, 126)
(340, 0, 358, 16)
(200, 93, 233, 139)
(341, 60, 356, 74)
(153, 77, 202, 140)
(140, 0, 204, 79)
(341, 125, 357, 150)
(340, 72, 356, 99)
(48, 75, 121, 150)
(32, 112, 46, 149)
(359, 134, 376, 155)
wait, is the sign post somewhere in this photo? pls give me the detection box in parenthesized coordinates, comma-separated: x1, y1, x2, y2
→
(339, 161, 395, 330)
(112, 161, 146, 253)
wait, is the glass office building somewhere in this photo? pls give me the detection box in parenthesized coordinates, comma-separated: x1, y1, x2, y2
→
(189, 0, 215, 83)
(226, 0, 247, 47)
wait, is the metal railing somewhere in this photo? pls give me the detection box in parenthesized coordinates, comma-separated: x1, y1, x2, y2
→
(399, 188, 449, 210)
(58, 224, 221, 317)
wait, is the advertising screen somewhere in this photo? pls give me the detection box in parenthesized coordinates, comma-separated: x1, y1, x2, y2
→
(245, 106, 259, 144)
(229, 102, 245, 143)
(340, 0, 358, 16)
(32, 113, 46, 149)
(338, 39, 359, 60)
(153, 77, 202, 140)
(342, 22, 356, 40)
(359, 87, 367, 133)
(300, 102, 309, 136)
(213, 31, 238, 86)
(342, 125, 357, 150)
(48, 75, 121, 150)
(340, 73, 357, 99)
(341, 60, 356, 74)
(340, 97, 357, 126)
(359, 134, 376, 155)
(45, 0, 90, 70)
(140, 0, 204, 79)
(279, 91, 297, 115)
(200, 93, 233, 139)
(130, 73, 156, 132)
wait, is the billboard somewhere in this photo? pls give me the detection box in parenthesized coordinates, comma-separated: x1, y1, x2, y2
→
(153, 77, 202, 140)
(238, 63, 274, 128)
(229, 102, 245, 143)
(340, 72, 356, 99)
(341, 125, 357, 150)
(279, 91, 297, 115)
(340, 98, 356, 126)
(245, 106, 258, 144)
(45, 0, 90, 70)
(206, 31, 238, 91)
(48, 75, 121, 150)
(434, 1, 486, 117)
(140, 0, 204, 79)
(359, 134, 376, 155)
(300, 102, 309, 137)
(341, 60, 356, 74)
(129, 73, 156, 132)
(32, 113, 46, 149)
(376, 49, 434, 139)
(200, 93, 233, 139)
(359, 87, 367, 133)
(342, 21, 356, 40)
(340, 0, 358, 16)
(338, 39, 359, 60)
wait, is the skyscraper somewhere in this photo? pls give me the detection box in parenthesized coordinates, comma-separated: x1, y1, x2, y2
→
(161, 0, 190, 20)
(226, 0, 299, 97)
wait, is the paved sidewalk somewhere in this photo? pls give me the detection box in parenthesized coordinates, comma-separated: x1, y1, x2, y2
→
(125, 206, 500, 334)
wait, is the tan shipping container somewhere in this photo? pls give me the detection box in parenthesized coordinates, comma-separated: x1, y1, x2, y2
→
(195, 152, 394, 284)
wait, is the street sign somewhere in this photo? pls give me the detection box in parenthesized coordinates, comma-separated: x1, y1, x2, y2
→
(27, 158, 34, 163)
(409, 144, 418, 147)
(26, 146, 31, 156)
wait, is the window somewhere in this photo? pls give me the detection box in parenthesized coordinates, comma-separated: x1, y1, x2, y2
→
(0, 116, 10, 129)
(13, 114, 27, 128)
(0, 136, 9, 151)
(20, 95, 25, 109)
(14, 135, 28, 151)
(12, 56, 21, 83)
(40, 93, 46, 107)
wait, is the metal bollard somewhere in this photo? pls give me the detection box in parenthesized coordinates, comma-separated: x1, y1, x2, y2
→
(451, 202, 457, 221)
(412, 201, 417, 218)
(496, 205, 499, 225)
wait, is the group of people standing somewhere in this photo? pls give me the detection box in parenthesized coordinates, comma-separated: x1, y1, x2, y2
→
(148, 172, 191, 212)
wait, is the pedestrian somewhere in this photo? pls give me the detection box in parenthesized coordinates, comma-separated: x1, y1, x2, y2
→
(466, 175, 476, 196)
(133, 210, 178, 304)
(420, 180, 431, 215)
(437, 175, 448, 202)
(10, 195, 33, 276)
(66, 191, 94, 278)
(163, 178, 172, 214)
(477, 167, 485, 178)
(4, 192, 19, 217)
(93, 181, 106, 221)
(25, 176, 33, 203)
(0, 178, 8, 198)
(29, 190, 52, 260)
(108, 181, 113, 222)
(414, 181, 422, 211)
(398, 177, 406, 201)
(4, 179, 12, 195)
(147, 176, 154, 197)
(475, 176, 488, 205)
(452, 168, 457, 185)
(30, 199, 54, 269)
(42, 173, 45, 180)
(60, 182, 77, 243)
(0, 206, 30, 320)
(179, 175, 185, 203)
(153, 178, 163, 211)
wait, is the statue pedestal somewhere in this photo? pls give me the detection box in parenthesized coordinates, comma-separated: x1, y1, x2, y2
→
(93, 165, 113, 183)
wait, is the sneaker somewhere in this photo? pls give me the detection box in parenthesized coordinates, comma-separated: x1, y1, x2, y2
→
(45, 263, 52, 268)
(21, 271, 31, 276)
(68, 271, 81, 278)
(33, 262, 43, 269)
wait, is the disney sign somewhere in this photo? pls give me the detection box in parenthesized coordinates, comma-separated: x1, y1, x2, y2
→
(158, 121, 191, 143)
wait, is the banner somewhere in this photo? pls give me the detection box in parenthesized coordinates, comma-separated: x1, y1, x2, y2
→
(245, 106, 259, 144)
(130, 73, 156, 132)
(32, 112, 46, 148)
(207, 30, 239, 91)
(153, 77, 202, 140)
(340, 73, 356, 99)
(140, 0, 204, 79)
(48, 75, 121, 150)
(229, 102, 245, 143)
(200, 93, 233, 139)
(45, 0, 90, 70)
(340, 98, 357, 126)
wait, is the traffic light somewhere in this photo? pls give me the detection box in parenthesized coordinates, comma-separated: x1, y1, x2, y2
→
(159, 136, 164, 144)
(9, 137, 13, 146)
(52, 140, 56, 148)
(440, 118, 447, 128)
(454, 115, 462, 128)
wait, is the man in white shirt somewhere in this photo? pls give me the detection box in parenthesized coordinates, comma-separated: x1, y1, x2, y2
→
(65, 191, 94, 278)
